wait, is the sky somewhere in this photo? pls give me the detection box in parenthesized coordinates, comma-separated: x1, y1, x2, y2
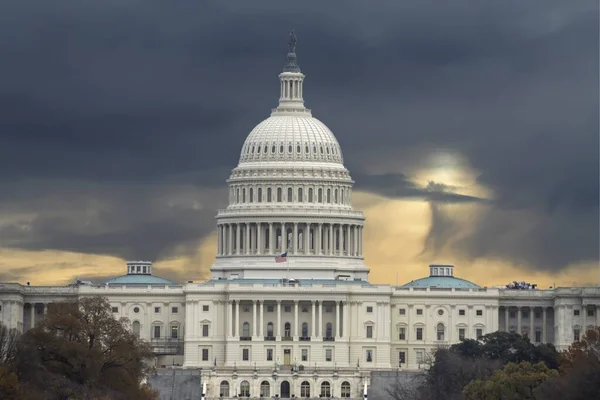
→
(0, 0, 598, 288)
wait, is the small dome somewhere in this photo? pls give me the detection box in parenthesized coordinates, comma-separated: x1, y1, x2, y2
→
(238, 115, 343, 165)
(400, 276, 481, 289)
(105, 274, 174, 285)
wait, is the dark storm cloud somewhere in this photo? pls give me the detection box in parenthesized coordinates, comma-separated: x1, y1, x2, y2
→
(0, 0, 597, 272)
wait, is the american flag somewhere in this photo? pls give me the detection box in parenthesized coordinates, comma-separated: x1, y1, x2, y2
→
(275, 252, 288, 263)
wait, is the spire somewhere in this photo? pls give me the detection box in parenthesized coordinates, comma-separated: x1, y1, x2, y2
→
(283, 29, 301, 73)
(273, 30, 310, 115)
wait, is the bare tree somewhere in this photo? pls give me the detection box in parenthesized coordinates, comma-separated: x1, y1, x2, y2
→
(0, 323, 20, 366)
(383, 371, 425, 400)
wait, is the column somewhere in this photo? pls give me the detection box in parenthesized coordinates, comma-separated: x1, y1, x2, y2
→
(235, 301, 240, 337)
(244, 224, 249, 254)
(277, 301, 282, 338)
(30, 303, 34, 328)
(467, 305, 473, 339)
(449, 305, 454, 342)
(293, 223, 298, 254)
(358, 226, 362, 257)
(228, 301, 233, 337)
(529, 306, 534, 338)
(336, 301, 341, 338)
(259, 301, 264, 337)
(257, 223, 262, 255)
(318, 301, 323, 338)
(294, 301, 299, 338)
(317, 224, 322, 255)
(268, 223, 274, 254)
(505, 307, 509, 331)
(311, 301, 316, 337)
(281, 223, 287, 254)
(328, 224, 334, 255)
(342, 301, 348, 339)
(346, 225, 351, 256)
(305, 223, 310, 254)
(252, 300, 257, 337)
(338, 224, 342, 255)
(542, 307, 547, 343)
(235, 224, 241, 255)
(216, 225, 221, 255)
(517, 307, 522, 335)
(227, 224, 232, 255)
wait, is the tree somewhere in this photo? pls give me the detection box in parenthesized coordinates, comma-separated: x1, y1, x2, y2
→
(15, 296, 158, 400)
(463, 361, 558, 400)
(0, 324, 25, 399)
(383, 372, 425, 400)
(534, 327, 600, 400)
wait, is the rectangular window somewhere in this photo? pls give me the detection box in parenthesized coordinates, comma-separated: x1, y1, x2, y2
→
(587, 309, 595, 317)
(522, 311, 529, 319)
(266, 348, 273, 361)
(574, 328, 580, 341)
(459, 328, 465, 341)
(535, 330, 542, 343)
(301, 307, 308, 313)
(416, 327, 423, 340)
(416, 350, 424, 364)
(301, 349, 309, 361)
(399, 351, 406, 365)
(203, 305, 209, 312)
(284, 305, 292, 312)
(366, 326, 373, 338)
(574, 309, 580, 316)
(325, 307, 333, 313)
(476, 310, 483, 316)
(154, 325, 161, 338)
(535, 311, 541, 319)
(476, 329, 483, 339)
(459, 309, 465, 316)
(202, 324, 209, 337)
(366, 349, 373, 363)
(242, 348, 249, 361)
(243, 307, 250, 313)
(202, 348, 209, 361)
(366, 306, 373, 313)
(416, 309, 423, 316)
(399, 308, 406, 316)
(154, 307, 161, 313)
(111, 307, 119, 313)
(267, 305, 274, 312)
(172, 307, 178, 313)
(171, 326, 178, 339)
(399, 327, 406, 340)
(325, 349, 332, 362)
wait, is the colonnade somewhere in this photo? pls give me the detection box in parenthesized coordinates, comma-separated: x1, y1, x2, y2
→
(227, 300, 348, 340)
(217, 222, 363, 257)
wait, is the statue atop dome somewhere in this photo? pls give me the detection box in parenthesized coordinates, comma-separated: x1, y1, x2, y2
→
(288, 30, 297, 53)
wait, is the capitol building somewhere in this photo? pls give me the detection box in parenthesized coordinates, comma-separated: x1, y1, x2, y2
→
(1, 35, 599, 399)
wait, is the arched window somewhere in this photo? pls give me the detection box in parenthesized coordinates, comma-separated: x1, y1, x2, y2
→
(220, 381, 230, 397)
(287, 187, 293, 202)
(242, 188, 246, 203)
(305, 145, 309, 153)
(267, 188, 272, 202)
(341, 381, 351, 398)
(318, 188, 323, 203)
(277, 188, 282, 202)
(271, 145, 276, 154)
(302, 322, 308, 337)
(341, 189, 344, 204)
(298, 188, 303, 202)
(242, 322, 250, 338)
(264, 145, 268, 153)
(284, 322, 291, 338)
(240, 380, 250, 397)
(236, 188, 240, 203)
(288, 144, 293, 153)
(297, 144, 301, 153)
(279, 145, 284, 153)
(132, 321, 140, 337)
(320, 381, 331, 397)
(313, 144, 317, 154)
(326, 322, 333, 338)
(437, 323, 445, 341)
(334, 189, 338, 203)
(257, 144, 261, 154)
(327, 189, 331, 203)
(308, 188, 313, 202)
(257, 188, 262, 202)
(267, 322, 274, 338)
(300, 381, 311, 397)
(260, 381, 270, 397)
(249, 188, 254, 203)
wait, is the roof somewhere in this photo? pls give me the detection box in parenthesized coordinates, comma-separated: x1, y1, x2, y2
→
(105, 274, 174, 285)
(238, 115, 344, 165)
(199, 278, 374, 287)
(400, 276, 481, 289)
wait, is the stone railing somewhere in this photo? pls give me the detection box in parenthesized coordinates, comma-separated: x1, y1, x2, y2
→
(216, 207, 364, 218)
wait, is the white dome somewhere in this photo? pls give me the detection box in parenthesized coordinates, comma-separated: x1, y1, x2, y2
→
(239, 115, 343, 164)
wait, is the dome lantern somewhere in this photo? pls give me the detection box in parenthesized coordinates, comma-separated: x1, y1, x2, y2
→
(273, 30, 309, 116)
